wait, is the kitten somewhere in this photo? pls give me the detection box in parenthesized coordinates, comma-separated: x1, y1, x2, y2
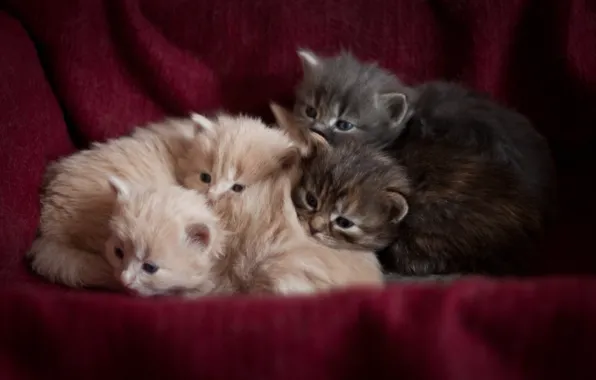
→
(210, 166, 384, 295)
(104, 177, 224, 297)
(30, 176, 223, 296)
(293, 49, 413, 149)
(28, 115, 212, 288)
(272, 103, 410, 249)
(178, 113, 302, 203)
(285, 49, 556, 276)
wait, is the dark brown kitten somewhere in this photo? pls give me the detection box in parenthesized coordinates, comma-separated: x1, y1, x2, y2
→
(382, 83, 556, 274)
(282, 50, 556, 276)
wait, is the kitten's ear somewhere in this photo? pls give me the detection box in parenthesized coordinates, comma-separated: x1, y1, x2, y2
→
(297, 49, 322, 81)
(186, 223, 211, 247)
(260, 145, 302, 181)
(270, 102, 330, 158)
(386, 187, 409, 223)
(297, 49, 321, 70)
(189, 112, 216, 135)
(278, 146, 301, 171)
(181, 112, 217, 153)
(270, 103, 310, 156)
(270, 103, 297, 132)
(377, 93, 412, 128)
(108, 176, 131, 201)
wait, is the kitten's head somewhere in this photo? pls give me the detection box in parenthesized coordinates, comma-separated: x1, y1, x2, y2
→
(104, 177, 223, 297)
(294, 49, 414, 148)
(179, 113, 300, 204)
(273, 104, 411, 250)
(296, 142, 410, 250)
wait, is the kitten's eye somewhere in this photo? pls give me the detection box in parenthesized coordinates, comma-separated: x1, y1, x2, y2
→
(335, 120, 355, 132)
(305, 106, 317, 119)
(114, 247, 124, 259)
(334, 216, 355, 229)
(141, 262, 159, 274)
(200, 172, 211, 183)
(231, 184, 245, 193)
(305, 192, 318, 209)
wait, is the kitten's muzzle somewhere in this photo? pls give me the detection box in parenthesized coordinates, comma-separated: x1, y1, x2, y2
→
(207, 188, 225, 202)
(309, 216, 326, 234)
(309, 126, 328, 140)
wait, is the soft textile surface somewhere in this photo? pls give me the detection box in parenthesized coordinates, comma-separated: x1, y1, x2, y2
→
(0, 0, 595, 379)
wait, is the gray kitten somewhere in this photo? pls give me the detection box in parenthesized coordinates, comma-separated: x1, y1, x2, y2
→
(289, 49, 556, 276)
(294, 49, 413, 149)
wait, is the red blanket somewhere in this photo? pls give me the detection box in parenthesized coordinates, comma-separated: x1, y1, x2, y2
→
(1, 0, 595, 379)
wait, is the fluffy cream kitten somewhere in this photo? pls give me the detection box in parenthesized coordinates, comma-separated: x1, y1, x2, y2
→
(104, 177, 224, 297)
(28, 116, 210, 289)
(178, 113, 302, 203)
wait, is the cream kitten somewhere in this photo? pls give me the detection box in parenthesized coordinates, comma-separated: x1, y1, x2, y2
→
(104, 177, 224, 297)
(28, 116, 210, 289)
(211, 162, 384, 295)
(178, 113, 302, 203)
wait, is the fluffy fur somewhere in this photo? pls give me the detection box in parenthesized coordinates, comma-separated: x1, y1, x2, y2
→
(293, 49, 413, 149)
(210, 172, 383, 295)
(287, 50, 556, 276)
(291, 140, 410, 251)
(273, 102, 408, 246)
(178, 112, 382, 294)
(178, 113, 301, 203)
(105, 178, 224, 297)
(274, 104, 410, 251)
(28, 116, 214, 290)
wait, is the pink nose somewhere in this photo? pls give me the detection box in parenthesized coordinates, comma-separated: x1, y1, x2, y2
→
(120, 273, 134, 287)
(208, 189, 224, 200)
(309, 216, 326, 234)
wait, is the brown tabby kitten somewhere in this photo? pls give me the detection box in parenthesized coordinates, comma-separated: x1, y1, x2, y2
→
(285, 50, 556, 275)
(272, 104, 410, 253)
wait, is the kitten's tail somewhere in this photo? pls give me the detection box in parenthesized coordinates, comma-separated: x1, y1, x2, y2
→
(27, 237, 117, 289)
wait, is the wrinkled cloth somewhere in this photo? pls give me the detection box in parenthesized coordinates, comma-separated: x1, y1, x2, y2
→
(0, 1, 595, 379)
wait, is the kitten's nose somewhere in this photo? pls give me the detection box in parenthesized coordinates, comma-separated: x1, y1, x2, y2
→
(120, 271, 135, 287)
(309, 216, 326, 234)
(311, 123, 328, 136)
(207, 189, 221, 202)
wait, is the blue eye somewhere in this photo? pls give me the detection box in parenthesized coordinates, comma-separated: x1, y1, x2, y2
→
(335, 120, 355, 131)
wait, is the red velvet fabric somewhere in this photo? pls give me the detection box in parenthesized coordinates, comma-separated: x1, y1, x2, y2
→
(0, 1, 595, 379)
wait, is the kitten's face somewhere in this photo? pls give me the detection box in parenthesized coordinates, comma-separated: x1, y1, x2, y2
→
(293, 50, 412, 149)
(292, 140, 410, 251)
(180, 114, 299, 204)
(104, 178, 222, 297)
